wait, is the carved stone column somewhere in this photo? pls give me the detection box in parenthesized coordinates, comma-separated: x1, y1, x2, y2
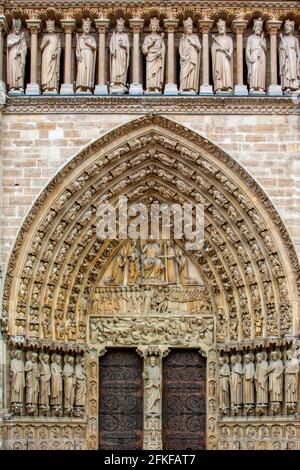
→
(129, 18, 144, 95)
(164, 18, 179, 95)
(0, 15, 8, 99)
(138, 345, 169, 450)
(26, 19, 41, 95)
(86, 348, 102, 450)
(232, 18, 248, 96)
(267, 19, 282, 96)
(198, 18, 214, 95)
(60, 19, 76, 95)
(94, 18, 110, 95)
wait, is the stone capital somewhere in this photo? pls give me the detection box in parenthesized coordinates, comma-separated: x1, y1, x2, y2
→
(95, 18, 110, 33)
(26, 18, 41, 34)
(231, 19, 248, 34)
(163, 18, 179, 33)
(198, 18, 214, 34)
(60, 18, 76, 34)
(129, 17, 144, 33)
(267, 19, 282, 35)
(0, 15, 8, 33)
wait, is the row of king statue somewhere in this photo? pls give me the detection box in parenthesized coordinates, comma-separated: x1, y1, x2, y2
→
(6, 16, 300, 95)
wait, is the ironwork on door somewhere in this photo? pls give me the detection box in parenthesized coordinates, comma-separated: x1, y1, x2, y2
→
(99, 349, 143, 450)
(162, 349, 206, 450)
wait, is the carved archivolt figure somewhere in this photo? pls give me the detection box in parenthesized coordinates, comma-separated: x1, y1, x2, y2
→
(284, 349, 299, 405)
(110, 18, 130, 94)
(254, 351, 268, 405)
(143, 356, 161, 415)
(24, 351, 39, 408)
(10, 349, 25, 407)
(211, 19, 233, 93)
(63, 355, 75, 412)
(142, 237, 164, 280)
(76, 18, 96, 92)
(230, 355, 243, 407)
(75, 356, 87, 408)
(219, 357, 230, 409)
(142, 17, 166, 93)
(39, 353, 51, 410)
(279, 20, 300, 92)
(51, 353, 63, 408)
(179, 17, 201, 94)
(242, 354, 255, 405)
(40, 19, 61, 94)
(268, 351, 284, 403)
(246, 18, 266, 92)
(7, 18, 27, 93)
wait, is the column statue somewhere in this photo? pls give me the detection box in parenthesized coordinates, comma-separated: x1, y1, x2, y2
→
(7, 18, 27, 93)
(142, 17, 166, 93)
(76, 18, 96, 93)
(50, 353, 63, 413)
(109, 17, 130, 94)
(40, 19, 61, 94)
(284, 349, 299, 412)
(179, 17, 201, 94)
(211, 19, 233, 93)
(74, 356, 87, 413)
(143, 356, 161, 416)
(63, 355, 75, 415)
(39, 352, 51, 412)
(230, 354, 243, 412)
(254, 351, 268, 408)
(10, 349, 25, 413)
(219, 357, 230, 412)
(246, 18, 267, 93)
(24, 351, 39, 413)
(242, 354, 255, 409)
(279, 20, 300, 93)
(268, 351, 284, 411)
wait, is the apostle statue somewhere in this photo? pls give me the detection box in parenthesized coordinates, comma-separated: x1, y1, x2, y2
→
(142, 237, 164, 281)
(246, 18, 267, 93)
(109, 18, 130, 94)
(76, 18, 96, 93)
(7, 19, 27, 93)
(24, 351, 39, 412)
(211, 19, 233, 93)
(230, 355, 243, 410)
(284, 349, 299, 409)
(242, 354, 255, 407)
(10, 349, 25, 412)
(254, 351, 268, 406)
(179, 17, 201, 94)
(268, 351, 284, 403)
(63, 355, 75, 414)
(165, 241, 177, 284)
(40, 19, 61, 94)
(219, 357, 230, 411)
(39, 352, 51, 411)
(142, 17, 166, 93)
(74, 356, 87, 411)
(279, 20, 300, 93)
(143, 356, 161, 415)
(50, 353, 63, 412)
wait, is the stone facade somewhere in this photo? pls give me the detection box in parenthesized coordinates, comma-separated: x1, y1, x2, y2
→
(0, 0, 300, 451)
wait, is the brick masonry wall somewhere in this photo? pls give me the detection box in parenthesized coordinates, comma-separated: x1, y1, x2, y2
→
(0, 112, 299, 273)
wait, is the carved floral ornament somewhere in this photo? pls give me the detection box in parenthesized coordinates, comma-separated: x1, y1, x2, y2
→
(1, 115, 300, 347)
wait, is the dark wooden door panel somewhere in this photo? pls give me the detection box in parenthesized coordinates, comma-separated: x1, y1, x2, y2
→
(162, 349, 206, 450)
(99, 349, 143, 450)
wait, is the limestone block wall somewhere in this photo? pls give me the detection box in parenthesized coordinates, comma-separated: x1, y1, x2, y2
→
(0, 111, 299, 274)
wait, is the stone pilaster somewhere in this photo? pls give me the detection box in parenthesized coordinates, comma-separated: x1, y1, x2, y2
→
(129, 18, 144, 95)
(198, 18, 214, 95)
(26, 19, 41, 95)
(164, 19, 179, 95)
(232, 18, 248, 96)
(267, 19, 282, 96)
(60, 19, 76, 95)
(94, 18, 110, 95)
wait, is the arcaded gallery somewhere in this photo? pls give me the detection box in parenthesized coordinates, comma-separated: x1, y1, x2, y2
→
(0, 0, 299, 452)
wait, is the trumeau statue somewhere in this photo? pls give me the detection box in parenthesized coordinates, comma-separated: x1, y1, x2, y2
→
(284, 349, 299, 406)
(211, 19, 233, 93)
(7, 19, 27, 93)
(40, 19, 61, 94)
(142, 17, 166, 93)
(63, 355, 75, 413)
(219, 357, 230, 410)
(76, 18, 96, 93)
(179, 17, 201, 94)
(254, 351, 268, 405)
(110, 18, 130, 94)
(51, 353, 63, 411)
(39, 352, 51, 411)
(143, 356, 161, 415)
(268, 351, 284, 403)
(246, 18, 267, 93)
(24, 351, 39, 410)
(10, 349, 25, 410)
(279, 20, 300, 93)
